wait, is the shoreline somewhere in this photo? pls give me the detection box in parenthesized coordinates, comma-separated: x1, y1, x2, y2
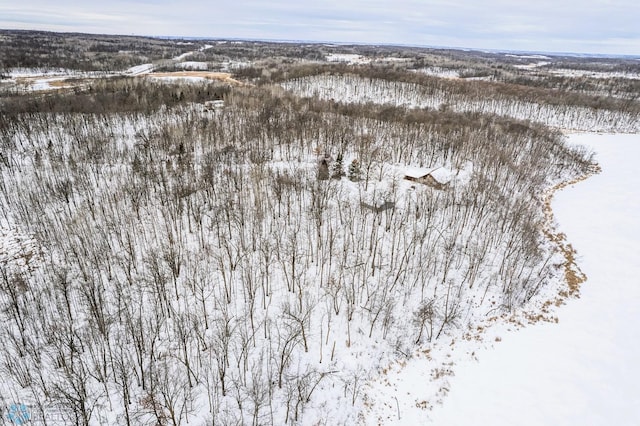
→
(361, 140, 604, 424)
(429, 131, 640, 425)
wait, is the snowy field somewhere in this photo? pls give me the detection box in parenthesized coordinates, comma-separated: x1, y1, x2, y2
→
(548, 69, 640, 80)
(429, 132, 640, 425)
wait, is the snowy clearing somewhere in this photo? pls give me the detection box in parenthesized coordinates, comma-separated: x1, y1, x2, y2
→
(125, 63, 155, 75)
(325, 53, 371, 64)
(220, 60, 252, 71)
(28, 78, 72, 91)
(379, 57, 411, 63)
(7, 68, 76, 78)
(548, 68, 640, 80)
(173, 52, 195, 61)
(513, 61, 550, 70)
(429, 132, 640, 425)
(505, 54, 551, 60)
(414, 67, 460, 78)
(175, 61, 209, 70)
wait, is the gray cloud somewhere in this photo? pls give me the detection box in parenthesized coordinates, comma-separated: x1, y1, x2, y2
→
(1, 0, 638, 55)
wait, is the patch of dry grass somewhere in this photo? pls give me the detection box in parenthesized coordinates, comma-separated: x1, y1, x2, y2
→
(540, 165, 601, 304)
(148, 71, 245, 85)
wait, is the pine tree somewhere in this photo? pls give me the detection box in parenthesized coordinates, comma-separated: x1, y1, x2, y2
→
(331, 153, 345, 179)
(348, 159, 361, 182)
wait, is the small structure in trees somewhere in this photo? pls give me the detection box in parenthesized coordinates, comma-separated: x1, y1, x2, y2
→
(404, 166, 452, 190)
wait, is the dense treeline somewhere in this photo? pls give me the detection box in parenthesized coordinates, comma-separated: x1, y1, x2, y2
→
(283, 72, 639, 132)
(275, 64, 640, 115)
(3, 29, 638, 107)
(0, 78, 231, 114)
(500, 73, 640, 100)
(0, 80, 593, 424)
(0, 30, 195, 71)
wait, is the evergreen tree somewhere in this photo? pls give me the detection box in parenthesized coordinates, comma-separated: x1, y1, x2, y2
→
(331, 153, 345, 179)
(317, 159, 330, 180)
(348, 159, 361, 182)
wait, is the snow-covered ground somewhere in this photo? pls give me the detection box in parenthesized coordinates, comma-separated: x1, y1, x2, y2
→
(513, 61, 550, 70)
(173, 44, 213, 61)
(1, 69, 109, 92)
(3, 44, 638, 423)
(325, 53, 371, 64)
(429, 132, 640, 425)
(0, 219, 41, 274)
(548, 69, 640, 80)
(147, 75, 208, 83)
(27, 78, 69, 91)
(283, 75, 640, 132)
(175, 61, 209, 70)
(220, 60, 251, 71)
(414, 67, 460, 78)
(6, 68, 76, 78)
(505, 54, 551, 60)
(125, 63, 155, 75)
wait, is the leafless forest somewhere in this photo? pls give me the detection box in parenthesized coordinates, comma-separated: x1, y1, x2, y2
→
(0, 31, 636, 425)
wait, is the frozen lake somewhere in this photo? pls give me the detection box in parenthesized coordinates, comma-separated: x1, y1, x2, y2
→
(430, 133, 640, 425)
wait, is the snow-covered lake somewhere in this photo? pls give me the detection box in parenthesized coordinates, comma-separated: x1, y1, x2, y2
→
(430, 132, 640, 425)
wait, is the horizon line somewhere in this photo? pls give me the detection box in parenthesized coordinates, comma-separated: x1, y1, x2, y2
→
(3, 27, 639, 60)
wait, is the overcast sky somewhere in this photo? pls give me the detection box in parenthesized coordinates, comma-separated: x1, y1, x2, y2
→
(2, 1, 639, 55)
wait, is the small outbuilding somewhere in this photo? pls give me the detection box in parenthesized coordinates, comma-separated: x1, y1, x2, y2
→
(404, 166, 452, 190)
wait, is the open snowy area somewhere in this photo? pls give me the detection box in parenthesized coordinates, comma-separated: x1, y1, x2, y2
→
(175, 62, 210, 71)
(429, 132, 640, 425)
(547, 68, 640, 80)
(325, 53, 371, 64)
